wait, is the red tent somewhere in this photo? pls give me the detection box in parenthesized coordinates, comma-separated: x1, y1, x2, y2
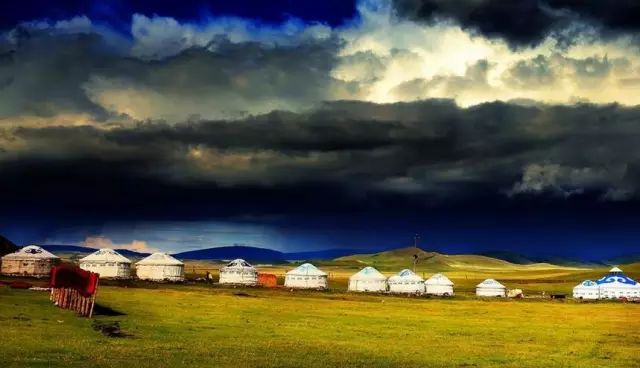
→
(258, 273, 277, 288)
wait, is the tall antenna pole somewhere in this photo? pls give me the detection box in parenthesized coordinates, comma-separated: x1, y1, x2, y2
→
(413, 233, 420, 272)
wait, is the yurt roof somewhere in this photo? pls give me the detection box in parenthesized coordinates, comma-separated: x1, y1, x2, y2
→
(286, 263, 327, 276)
(476, 279, 505, 288)
(350, 266, 386, 280)
(596, 268, 637, 286)
(425, 273, 454, 286)
(575, 280, 598, 288)
(222, 258, 255, 270)
(136, 253, 183, 266)
(80, 248, 131, 263)
(1, 245, 59, 260)
(388, 269, 423, 282)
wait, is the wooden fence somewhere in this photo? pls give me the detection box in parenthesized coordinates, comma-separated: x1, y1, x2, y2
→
(50, 283, 99, 317)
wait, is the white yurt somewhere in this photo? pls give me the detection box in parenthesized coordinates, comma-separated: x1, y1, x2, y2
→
(1, 245, 59, 277)
(348, 266, 387, 292)
(135, 253, 185, 282)
(79, 248, 132, 279)
(572, 280, 600, 300)
(219, 259, 258, 285)
(424, 273, 454, 296)
(387, 269, 424, 294)
(596, 267, 640, 299)
(476, 279, 506, 297)
(284, 263, 328, 289)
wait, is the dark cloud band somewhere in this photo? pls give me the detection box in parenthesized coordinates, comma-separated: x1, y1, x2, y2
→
(392, 0, 640, 47)
(3, 100, 640, 222)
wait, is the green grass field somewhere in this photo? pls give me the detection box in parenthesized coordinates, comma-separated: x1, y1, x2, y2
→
(1, 264, 639, 368)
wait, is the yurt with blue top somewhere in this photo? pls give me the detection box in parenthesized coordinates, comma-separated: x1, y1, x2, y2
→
(387, 269, 424, 294)
(596, 267, 640, 299)
(284, 263, 328, 289)
(348, 266, 387, 292)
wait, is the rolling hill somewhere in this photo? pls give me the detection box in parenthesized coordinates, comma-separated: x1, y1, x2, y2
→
(335, 247, 579, 271)
(28, 244, 636, 273)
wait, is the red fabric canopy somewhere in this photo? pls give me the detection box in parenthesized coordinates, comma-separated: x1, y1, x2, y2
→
(50, 265, 99, 297)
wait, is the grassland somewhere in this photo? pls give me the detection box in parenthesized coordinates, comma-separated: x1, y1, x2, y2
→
(179, 249, 640, 295)
(1, 260, 640, 368)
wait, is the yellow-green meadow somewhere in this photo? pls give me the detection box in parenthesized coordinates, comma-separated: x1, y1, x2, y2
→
(1, 259, 639, 368)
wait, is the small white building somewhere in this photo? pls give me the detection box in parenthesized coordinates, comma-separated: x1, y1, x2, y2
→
(476, 279, 506, 297)
(596, 267, 640, 299)
(1, 245, 59, 277)
(284, 263, 328, 289)
(219, 259, 258, 285)
(424, 273, 454, 296)
(573, 280, 600, 300)
(348, 266, 387, 292)
(79, 248, 132, 279)
(387, 269, 424, 294)
(135, 253, 185, 282)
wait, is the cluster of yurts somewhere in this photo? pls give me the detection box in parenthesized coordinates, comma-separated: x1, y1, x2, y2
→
(2, 245, 639, 299)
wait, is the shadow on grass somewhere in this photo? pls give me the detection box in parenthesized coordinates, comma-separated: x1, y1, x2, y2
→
(92, 304, 127, 316)
(91, 320, 132, 338)
(233, 292, 258, 298)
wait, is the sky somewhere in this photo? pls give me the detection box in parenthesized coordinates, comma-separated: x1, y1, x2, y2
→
(2, 0, 640, 258)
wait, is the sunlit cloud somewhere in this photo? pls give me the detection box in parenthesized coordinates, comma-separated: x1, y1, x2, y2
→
(81, 235, 161, 253)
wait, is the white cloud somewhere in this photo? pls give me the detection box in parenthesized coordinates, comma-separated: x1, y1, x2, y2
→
(331, 0, 640, 107)
(81, 236, 160, 253)
(4, 0, 640, 123)
(130, 14, 332, 60)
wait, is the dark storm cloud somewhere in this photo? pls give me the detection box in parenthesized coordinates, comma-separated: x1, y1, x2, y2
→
(0, 32, 113, 119)
(95, 37, 355, 119)
(0, 25, 350, 121)
(4, 99, 640, 222)
(392, 0, 640, 47)
(501, 54, 633, 92)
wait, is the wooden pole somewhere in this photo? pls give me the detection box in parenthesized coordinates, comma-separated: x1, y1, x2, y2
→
(74, 290, 80, 313)
(84, 296, 90, 316)
(79, 296, 85, 316)
(66, 289, 72, 309)
(62, 288, 67, 308)
(88, 278, 99, 319)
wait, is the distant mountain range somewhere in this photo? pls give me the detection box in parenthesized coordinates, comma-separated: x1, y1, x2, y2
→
(175, 246, 284, 261)
(174, 246, 367, 262)
(5, 241, 636, 266)
(38, 244, 362, 262)
(40, 245, 150, 259)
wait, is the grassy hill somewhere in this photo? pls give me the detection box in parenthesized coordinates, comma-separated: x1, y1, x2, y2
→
(621, 262, 640, 273)
(335, 247, 582, 272)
